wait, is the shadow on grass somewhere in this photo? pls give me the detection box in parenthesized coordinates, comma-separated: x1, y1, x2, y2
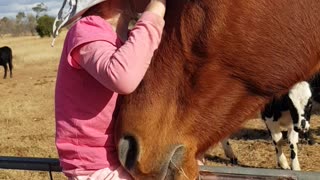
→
(204, 154, 254, 168)
(229, 128, 270, 141)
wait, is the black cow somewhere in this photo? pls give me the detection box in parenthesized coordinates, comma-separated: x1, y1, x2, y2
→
(0, 46, 13, 79)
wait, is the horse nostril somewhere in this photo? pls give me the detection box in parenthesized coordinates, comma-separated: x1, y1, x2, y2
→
(170, 145, 185, 166)
(301, 120, 306, 129)
(167, 145, 185, 178)
(118, 135, 138, 170)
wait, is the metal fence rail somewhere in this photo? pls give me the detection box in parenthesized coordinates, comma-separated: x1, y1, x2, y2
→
(0, 156, 61, 180)
(1, 156, 320, 180)
(200, 166, 320, 180)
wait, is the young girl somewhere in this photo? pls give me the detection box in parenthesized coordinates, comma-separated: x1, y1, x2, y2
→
(52, 0, 166, 179)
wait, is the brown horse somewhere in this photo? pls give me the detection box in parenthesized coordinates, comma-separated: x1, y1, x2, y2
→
(115, 0, 320, 179)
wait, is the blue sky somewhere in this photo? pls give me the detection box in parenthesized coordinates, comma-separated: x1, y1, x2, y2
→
(0, 0, 62, 18)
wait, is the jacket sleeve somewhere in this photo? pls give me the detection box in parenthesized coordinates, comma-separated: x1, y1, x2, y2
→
(72, 12, 165, 94)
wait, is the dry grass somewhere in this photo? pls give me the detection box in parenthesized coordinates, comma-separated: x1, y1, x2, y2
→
(0, 33, 66, 180)
(205, 118, 320, 172)
(0, 33, 320, 180)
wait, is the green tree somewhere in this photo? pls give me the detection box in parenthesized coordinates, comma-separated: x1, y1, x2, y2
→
(0, 17, 9, 36)
(32, 3, 48, 19)
(0, 17, 9, 24)
(14, 12, 27, 36)
(26, 14, 37, 36)
(16, 11, 26, 24)
(35, 15, 55, 37)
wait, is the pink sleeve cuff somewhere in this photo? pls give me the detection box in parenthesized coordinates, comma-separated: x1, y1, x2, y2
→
(138, 11, 165, 30)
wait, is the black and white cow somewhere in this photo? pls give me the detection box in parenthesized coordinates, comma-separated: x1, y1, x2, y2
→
(0, 46, 13, 79)
(261, 81, 313, 171)
(214, 80, 317, 171)
(198, 137, 238, 166)
(220, 138, 238, 164)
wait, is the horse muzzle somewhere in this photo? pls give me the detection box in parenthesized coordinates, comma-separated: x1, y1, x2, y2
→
(118, 135, 186, 180)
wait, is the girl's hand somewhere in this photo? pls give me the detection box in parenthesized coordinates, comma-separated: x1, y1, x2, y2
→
(145, 0, 166, 18)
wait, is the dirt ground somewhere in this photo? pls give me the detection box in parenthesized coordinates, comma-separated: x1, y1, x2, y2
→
(0, 34, 320, 180)
(205, 118, 320, 172)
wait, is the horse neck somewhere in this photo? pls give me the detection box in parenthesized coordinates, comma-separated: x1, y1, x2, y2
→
(135, 2, 214, 121)
(148, 1, 212, 89)
(143, 3, 184, 85)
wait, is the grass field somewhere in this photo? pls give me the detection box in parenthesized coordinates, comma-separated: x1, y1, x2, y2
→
(0, 34, 65, 180)
(0, 34, 319, 180)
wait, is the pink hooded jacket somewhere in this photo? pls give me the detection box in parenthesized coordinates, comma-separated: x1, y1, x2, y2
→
(55, 12, 164, 177)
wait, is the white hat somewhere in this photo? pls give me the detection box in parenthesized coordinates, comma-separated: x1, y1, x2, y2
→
(52, 0, 106, 39)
